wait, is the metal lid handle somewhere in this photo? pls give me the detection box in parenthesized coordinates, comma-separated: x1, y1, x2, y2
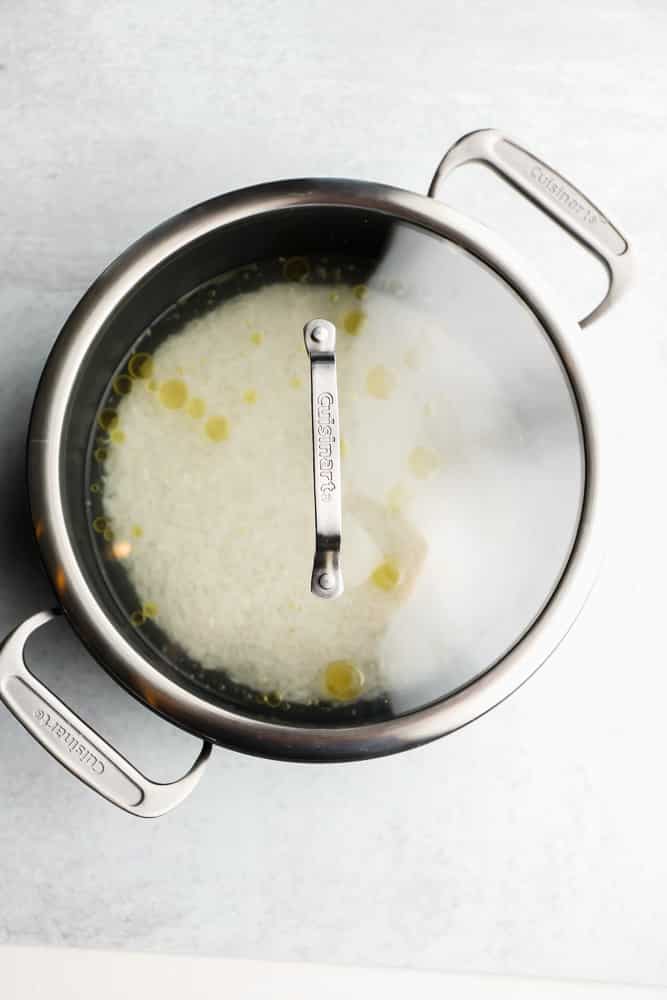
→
(0, 610, 211, 818)
(429, 129, 632, 328)
(304, 319, 344, 599)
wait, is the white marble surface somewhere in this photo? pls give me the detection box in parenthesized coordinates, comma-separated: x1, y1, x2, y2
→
(1, 0, 667, 989)
(5, 947, 667, 1000)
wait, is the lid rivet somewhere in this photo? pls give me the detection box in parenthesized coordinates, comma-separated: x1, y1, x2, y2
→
(311, 326, 326, 344)
(318, 571, 335, 591)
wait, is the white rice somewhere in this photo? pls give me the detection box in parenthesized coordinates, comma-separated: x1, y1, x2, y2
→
(100, 270, 581, 708)
(101, 280, 442, 704)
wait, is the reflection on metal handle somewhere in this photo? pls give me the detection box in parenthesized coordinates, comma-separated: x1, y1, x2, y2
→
(0, 610, 211, 818)
(304, 319, 344, 600)
(428, 129, 632, 328)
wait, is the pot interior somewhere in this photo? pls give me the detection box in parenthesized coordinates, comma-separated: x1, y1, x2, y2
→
(58, 203, 585, 727)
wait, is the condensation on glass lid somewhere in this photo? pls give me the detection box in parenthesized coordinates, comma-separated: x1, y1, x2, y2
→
(88, 237, 584, 720)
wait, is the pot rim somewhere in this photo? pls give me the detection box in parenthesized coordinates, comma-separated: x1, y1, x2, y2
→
(27, 177, 603, 761)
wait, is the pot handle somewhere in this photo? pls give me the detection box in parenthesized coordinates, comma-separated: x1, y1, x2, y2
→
(428, 129, 632, 328)
(0, 610, 212, 818)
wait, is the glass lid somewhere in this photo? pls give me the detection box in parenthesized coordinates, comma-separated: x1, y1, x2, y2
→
(83, 215, 584, 725)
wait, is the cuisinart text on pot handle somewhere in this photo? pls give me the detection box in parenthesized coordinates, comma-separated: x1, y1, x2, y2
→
(304, 319, 344, 600)
(0, 610, 212, 818)
(428, 128, 632, 328)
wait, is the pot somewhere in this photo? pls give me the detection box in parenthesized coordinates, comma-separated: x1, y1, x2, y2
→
(0, 130, 631, 817)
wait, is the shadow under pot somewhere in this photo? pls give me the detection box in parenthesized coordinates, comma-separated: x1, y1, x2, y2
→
(0, 129, 631, 816)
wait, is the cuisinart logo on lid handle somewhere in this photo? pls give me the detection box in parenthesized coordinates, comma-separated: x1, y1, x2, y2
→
(315, 391, 337, 501)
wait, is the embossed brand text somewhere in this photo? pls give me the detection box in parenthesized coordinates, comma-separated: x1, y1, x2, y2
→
(315, 391, 337, 501)
(33, 708, 105, 774)
(530, 165, 605, 228)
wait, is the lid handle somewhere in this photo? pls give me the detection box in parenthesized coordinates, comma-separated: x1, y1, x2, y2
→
(428, 129, 632, 328)
(304, 319, 344, 599)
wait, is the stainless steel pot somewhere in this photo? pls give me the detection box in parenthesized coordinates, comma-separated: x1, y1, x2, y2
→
(0, 130, 632, 817)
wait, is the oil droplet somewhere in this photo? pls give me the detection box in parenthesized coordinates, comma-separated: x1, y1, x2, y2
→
(403, 348, 419, 370)
(131, 524, 143, 538)
(263, 691, 282, 707)
(90, 482, 101, 494)
(324, 660, 364, 701)
(250, 331, 264, 346)
(110, 428, 125, 444)
(159, 378, 188, 410)
(340, 436, 349, 459)
(142, 601, 158, 619)
(111, 540, 132, 559)
(93, 516, 109, 534)
(103, 527, 114, 542)
(205, 416, 230, 442)
(353, 284, 368, 300)
(113, 374, 133, 396)
(243, 388, 258, 405)
(366, 365, 396, 400)
(187, 397, 206, 419)
(98, 409, 119, 432)
(289, 375, 303, 390)
(130, 610, 145, 627)
(94, 447, 108, 462)
(370, 558, 401, 592)
(343, 309, 366, 336)
(128, 353, 154, 379)
(409, 446, 441, 480)
(386, 483, 411, 513)
(329, 291, 340, 304)
(283, 256, 310, 281)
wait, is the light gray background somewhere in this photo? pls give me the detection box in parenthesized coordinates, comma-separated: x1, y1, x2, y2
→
(2, 0, 666, 988)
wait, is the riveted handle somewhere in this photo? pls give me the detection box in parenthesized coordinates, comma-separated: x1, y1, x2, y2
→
(304, 319, 344, 599)
(0, 611, 211, 818)
(429, 129, 632, 327)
